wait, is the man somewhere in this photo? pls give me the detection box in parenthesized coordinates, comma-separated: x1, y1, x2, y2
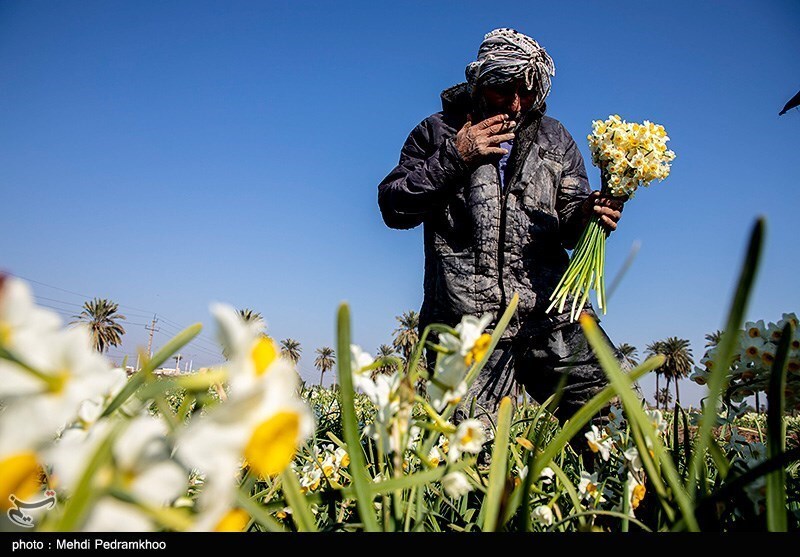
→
(377, 28, 624, 428)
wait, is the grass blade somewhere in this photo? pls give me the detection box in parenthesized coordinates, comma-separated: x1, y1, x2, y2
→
(101, 324, 202, 417)
(688, 218, 763, 496)
(766, 322, 792, 531)
(531, 355, 663, 480)
(482, 396, 513, 531)
(580, 314, 698, 531)
(279, 469, 318, 532)
(335, 303, 381, 532)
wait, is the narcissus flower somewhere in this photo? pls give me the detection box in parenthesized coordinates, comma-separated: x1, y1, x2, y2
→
(177, 303, 314, 518)
(578, 471, 606, 503)
(448, 419, 485, 461)
(441, 471, 472, 498)
(645, 409, 668, 436)
(584, 425, 613, 461)
(533, 505, 554, 527)
(625, 472, 646, 516)
(429, 314, 492, 411)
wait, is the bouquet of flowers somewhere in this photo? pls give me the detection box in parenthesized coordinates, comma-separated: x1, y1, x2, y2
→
(546, 114, 675, 321)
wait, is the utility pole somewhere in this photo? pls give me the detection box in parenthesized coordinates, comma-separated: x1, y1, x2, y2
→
(146, 314, 159, 358)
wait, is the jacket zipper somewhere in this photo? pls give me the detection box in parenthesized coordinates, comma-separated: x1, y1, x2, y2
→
(497, 167, 509, 313)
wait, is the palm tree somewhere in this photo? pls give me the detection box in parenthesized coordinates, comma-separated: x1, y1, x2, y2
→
(658, 337, 694, 408)
(238, 308, 264, 327)
(72, 298, 126, 353)
(656, 387, 673, 409)
(280, 338, 302, 365)
(617, 343, 639, 370)
(392, 310, 420, 361)
(705, 330, 723, 349)
(617, 343, 643, 398)
(314, 347, 336, 387)
(373, 344, 399, 379)
(645, 340, 665, 409)
(215, 308, 268, 360)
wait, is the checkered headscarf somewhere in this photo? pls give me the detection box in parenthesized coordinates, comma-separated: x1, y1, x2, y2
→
(465, 28, 555, 110)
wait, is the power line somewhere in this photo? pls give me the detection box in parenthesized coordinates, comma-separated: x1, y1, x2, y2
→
(156, 321, 220, 350)
(7, 272, 170, 319)
(8, 273, 309, 372)
(153, 329, 221, 359)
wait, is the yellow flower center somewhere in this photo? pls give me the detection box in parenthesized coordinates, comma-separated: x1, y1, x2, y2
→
(121, 468, 137, 488)
(588, 439, 600, 453)
(0, 322, 12, 346)
(632, 484, 646, 509)
(465, 334, 492, 367)
(0, 452, 41, 511)
(215, 508, 249, 532)
(460, 428, 474, 446)
(243, 411, 300, 477)
(46, 370, 71, 395)
(250, 337, 278, 376)
(300, 476, 320, 494)
(586, 482, 598, 495)
(340, 453, 350, 467)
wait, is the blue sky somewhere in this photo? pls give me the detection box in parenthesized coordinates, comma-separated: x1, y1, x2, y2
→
(1, 1, 798, 406)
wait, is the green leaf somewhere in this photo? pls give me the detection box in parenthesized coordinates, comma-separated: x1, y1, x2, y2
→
(580, 314, 698, 531)
(688, 218, 763, 496)
(49, 419, 126, 531)
(482, 396, 513, 532)
(234, 488, 287, 532)
(549, 460, 586, 531)
(335, 303, 381, 532)
(766, 322, 792, 532)
(363, 459, 473, 496)
(707, 437, 730, 481)
(279, 469, 318, 532)
(531, 355, 662, 480)
(173, 368, 227, 391)
(101, 324, 202, 418)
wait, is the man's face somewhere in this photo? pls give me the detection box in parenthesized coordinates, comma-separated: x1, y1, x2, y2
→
(479, 80, 537, 122)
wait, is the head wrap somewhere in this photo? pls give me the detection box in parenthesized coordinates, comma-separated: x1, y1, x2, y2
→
(465, 28, 556, 110)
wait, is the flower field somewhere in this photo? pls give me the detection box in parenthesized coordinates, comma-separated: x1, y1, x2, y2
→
(1, 218, 798, 532)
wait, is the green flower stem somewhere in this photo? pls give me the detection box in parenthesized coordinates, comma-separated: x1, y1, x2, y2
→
(0, 346, 65, 392)
(336, 303, 381, 532)
(546, 217, 608, 322)
(279, 469, 318, 532)
(548, 510, 652, 532)
(415, 395, 457, 432)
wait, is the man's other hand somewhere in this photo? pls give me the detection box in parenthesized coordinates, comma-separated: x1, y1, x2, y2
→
(581, 191, 625, 232)
(454, 114, 516, 166)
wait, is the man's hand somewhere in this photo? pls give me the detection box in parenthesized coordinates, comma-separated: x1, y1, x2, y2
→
(581, 191, 625, 232)
(454, 113, 516, 166)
